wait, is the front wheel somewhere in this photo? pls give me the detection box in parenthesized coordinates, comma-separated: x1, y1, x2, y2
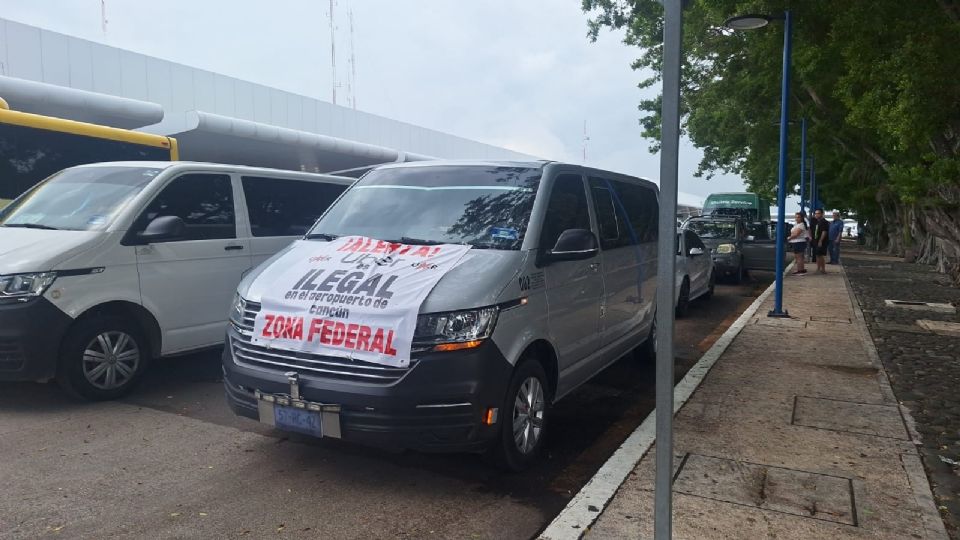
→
(490, 359, 550, 471)
(675, 279, 691, 318)
(56, 316, 149, 401)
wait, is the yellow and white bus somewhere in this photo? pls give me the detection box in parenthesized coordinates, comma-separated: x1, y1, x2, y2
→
(0, 98, 177, 208)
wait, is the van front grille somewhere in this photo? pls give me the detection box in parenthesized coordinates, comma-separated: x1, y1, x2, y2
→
(230, 300, 413, 384)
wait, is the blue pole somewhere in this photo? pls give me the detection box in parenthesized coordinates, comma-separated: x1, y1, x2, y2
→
(799, 117, 807, 215)
(770, 10, 792, 318)
(810, 155, 817, 211)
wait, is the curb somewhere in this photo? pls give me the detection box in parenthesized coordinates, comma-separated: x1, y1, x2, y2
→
(842, 266, 949, 540)
(538, 276, 780, 540)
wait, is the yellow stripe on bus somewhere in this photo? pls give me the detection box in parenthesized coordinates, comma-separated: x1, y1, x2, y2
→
(0, 108, 176, 154)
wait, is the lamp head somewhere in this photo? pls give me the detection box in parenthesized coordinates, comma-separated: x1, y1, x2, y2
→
(724, 14, 774, 31)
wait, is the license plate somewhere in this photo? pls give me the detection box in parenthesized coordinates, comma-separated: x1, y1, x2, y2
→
(274, 405, 323, 438)
(255, 390, 343, 439)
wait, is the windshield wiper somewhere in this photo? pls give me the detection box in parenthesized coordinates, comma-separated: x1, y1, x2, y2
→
(391, 237, 445, 246)
(3, 223, 59, 230)
(305, 232, 339, 240)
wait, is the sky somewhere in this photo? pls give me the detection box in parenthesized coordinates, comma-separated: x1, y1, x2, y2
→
(1, 0, 750, 204)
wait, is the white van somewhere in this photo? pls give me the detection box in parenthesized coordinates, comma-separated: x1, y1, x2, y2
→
(223, 160, 659, 470)
(0, 162, 352, 400)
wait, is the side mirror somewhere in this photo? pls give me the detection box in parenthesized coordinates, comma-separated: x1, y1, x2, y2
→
(688, 247, 705, 257)
(138, 215, 185, 243)
(546, 228, 598, 263)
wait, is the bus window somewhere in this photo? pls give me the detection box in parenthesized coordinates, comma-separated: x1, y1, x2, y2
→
(0, 117, 174, 203)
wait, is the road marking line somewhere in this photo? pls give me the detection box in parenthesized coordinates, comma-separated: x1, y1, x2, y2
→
(538, 276, 780, 540)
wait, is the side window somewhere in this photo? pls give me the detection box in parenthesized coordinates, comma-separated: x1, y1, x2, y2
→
(242, 176, 346, 237)
(747, 221, 772, 240)
(611, 181, 659, 243)
(135, 173, 235, 240)
(588, 177, 631, 249)
(685, 230, 705, 252)
(540, 174, 590, 251)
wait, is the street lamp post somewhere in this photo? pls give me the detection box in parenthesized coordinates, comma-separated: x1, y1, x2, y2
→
(725, 10, 793, 317)
(810, 155, 818, 212)
(800, 117, 807, 216)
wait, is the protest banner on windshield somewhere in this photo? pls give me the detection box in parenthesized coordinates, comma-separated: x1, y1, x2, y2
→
(252, 236, 471, 368)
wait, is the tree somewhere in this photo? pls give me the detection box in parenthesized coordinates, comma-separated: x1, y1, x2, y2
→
(583, 0, 960, 277)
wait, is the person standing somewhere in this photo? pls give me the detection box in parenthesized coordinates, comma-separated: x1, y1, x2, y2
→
(788, 212, 808, 275)
(829, 211, 844, 264)
(811, 209, 830, 274)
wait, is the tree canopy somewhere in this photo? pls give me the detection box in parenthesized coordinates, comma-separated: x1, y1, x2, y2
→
(582, 0, 960, 259)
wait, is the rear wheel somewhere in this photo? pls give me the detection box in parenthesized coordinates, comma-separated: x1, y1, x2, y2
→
(636, 316, 657, 362)
(703, 270, 716, 300)
(490, 359, 550, 471)
(56, 316, 150, 401)
(675, 279, 690, 318)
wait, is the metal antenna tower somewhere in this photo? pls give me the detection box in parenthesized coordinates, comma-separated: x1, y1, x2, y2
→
(329, 0, 337, 105)
(348, 8, 357, 109)
(101, 0, 108, 36)
(582, 120, 590, 162)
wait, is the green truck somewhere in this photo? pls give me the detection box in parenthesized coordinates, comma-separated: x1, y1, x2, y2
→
(703, 192, 771, 223)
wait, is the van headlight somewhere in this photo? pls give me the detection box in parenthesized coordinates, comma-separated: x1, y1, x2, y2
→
(414, 306, 499, 352)
(0, 272, 57, 303)
(229, 293, 245, 325)
(716, 244, 737, 254)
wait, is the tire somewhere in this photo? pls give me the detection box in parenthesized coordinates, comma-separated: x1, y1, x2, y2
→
(703, 270, 716, 300)
(490, 359, 550, 472)
(56, 315, 150, 401)
(636, 316, 657, 362)
(734, 262, 745, 284)
(675, 279, 690, 318)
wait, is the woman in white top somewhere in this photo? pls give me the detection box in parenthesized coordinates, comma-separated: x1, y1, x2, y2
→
(788, 212, 808, 274)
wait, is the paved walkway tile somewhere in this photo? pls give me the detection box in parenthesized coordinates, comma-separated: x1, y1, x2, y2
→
(586, 265, 948, 539)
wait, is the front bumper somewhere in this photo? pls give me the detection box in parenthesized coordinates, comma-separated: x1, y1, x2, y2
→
(0, 297, 73, 381)
(711, 254, 740, 275)
(222, 328, 514, 453)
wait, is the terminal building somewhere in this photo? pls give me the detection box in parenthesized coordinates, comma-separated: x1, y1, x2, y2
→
(0, 17, 532, 175)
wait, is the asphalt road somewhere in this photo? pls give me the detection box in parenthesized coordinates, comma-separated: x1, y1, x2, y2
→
(0, 273, 772, 540)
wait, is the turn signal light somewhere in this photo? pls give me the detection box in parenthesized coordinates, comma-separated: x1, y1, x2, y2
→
(483, 407, 499, 425)
(433, 340, 484, 352)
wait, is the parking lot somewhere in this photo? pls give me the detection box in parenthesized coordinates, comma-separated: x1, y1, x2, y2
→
(0, 273, 771, 540)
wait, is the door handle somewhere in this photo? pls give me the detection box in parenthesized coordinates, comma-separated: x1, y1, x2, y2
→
(224, 244, 244, 251)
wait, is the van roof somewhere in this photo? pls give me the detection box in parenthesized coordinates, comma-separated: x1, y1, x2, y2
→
(375, 159, 549, 170)
(374, 160, 657, 186)
(69, 161, 355, 184)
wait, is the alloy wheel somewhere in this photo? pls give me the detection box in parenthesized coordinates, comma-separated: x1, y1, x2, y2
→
(82, 331, 141, 390)
(512, 376, 545, 455)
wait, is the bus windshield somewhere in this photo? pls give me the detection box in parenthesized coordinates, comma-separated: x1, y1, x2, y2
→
(0, 166, 161, 232)
(686, 220, 737, 239)
(308, 166, 541, 249)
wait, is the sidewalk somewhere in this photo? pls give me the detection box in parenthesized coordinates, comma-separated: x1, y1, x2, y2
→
(568, 264, 949, 538)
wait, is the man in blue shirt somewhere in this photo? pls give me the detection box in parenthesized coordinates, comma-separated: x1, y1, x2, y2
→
(829, 211, 844, 264)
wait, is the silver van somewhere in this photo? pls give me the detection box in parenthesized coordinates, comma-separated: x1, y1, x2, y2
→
(223, 161, 659, 469)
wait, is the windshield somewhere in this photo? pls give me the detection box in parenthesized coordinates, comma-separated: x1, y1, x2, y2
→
(0, 166, 161, 231)
(308, 165, 541, 249)
(686, 220, 737, 239)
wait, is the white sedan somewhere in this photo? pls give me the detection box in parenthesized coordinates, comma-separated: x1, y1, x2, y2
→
(675, 229, 715, 317)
